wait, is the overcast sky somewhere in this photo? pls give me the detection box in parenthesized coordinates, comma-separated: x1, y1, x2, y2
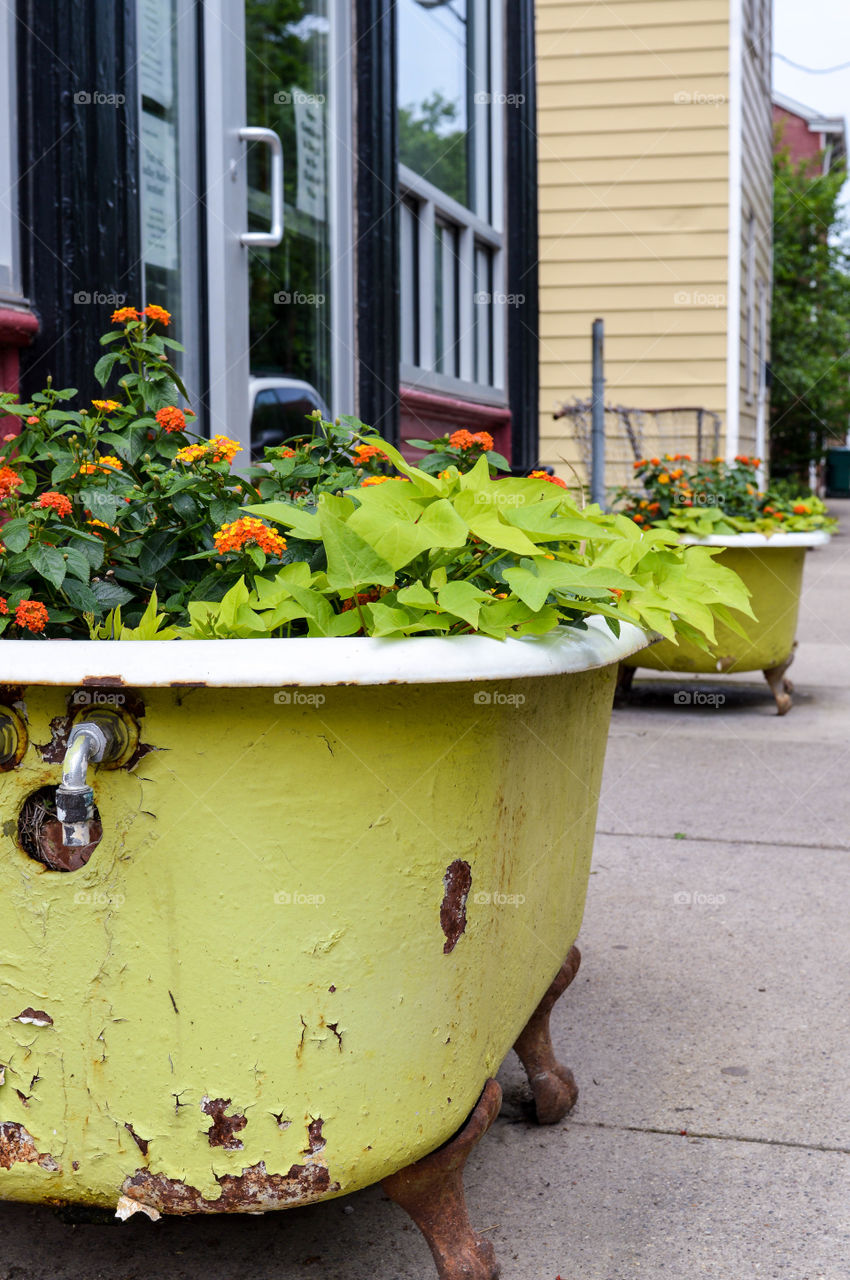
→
(773, 0, 850, 204)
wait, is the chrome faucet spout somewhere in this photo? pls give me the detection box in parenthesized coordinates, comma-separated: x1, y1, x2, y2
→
(56, 722, 108, 847)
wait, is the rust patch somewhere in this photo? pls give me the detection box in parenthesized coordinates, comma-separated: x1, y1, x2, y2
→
(0, 1122, 60, 1172)
(37, 714, 73, 764)
(14, 1008, 54, 1027)
(202, 1097, 247, 1150)
(36, 690, 153, 772)
(80, 675, 126, 687)
(304, 1118, 326, 1154)
(124, 1123, 150, 1157)
(440, 859, 472, 954)
(121, 1161, 338, 1214)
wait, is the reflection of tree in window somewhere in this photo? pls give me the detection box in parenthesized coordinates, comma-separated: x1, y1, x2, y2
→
(244, 1, 331, 404)
(399, 93, 466, 206)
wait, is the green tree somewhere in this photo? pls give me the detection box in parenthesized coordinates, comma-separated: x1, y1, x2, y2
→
(399, 92, 467, 206)
(770, 146, 850, 480)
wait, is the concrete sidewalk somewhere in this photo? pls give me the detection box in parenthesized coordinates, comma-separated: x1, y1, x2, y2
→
(1, 506, 848, 1279)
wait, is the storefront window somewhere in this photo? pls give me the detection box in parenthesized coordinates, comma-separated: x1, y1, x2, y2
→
(397, 0, 504, 400)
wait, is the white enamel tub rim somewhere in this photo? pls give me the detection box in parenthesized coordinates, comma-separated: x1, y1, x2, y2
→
(0, 615, 651, 688)
(679, 530, 831, 548)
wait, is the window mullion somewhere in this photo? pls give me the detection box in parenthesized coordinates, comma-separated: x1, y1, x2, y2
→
(418, 199, 436, 373)
(458, 225, 475, 383)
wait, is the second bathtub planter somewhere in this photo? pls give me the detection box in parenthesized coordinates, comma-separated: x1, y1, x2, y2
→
(0, 314, 755, 1279)
(616, 455, 836, 713)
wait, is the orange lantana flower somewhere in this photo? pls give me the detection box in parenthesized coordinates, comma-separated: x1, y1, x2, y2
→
(213, 517, 286, 557)
(528, 469, 567, 488)
(0, 466, 24, 500)
(352, 443, 387, 465)
(13, 600, 49, 633)
(38, 492, 73, 518)
(155, 406, 187, 434)
(79, 455, 123, 475)
(111, 307, 140, 324)
(92, 399, 121, 413)
(144, 305, 171, 325)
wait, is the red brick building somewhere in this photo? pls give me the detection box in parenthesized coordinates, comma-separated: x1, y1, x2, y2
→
(772, 91, 847, 174)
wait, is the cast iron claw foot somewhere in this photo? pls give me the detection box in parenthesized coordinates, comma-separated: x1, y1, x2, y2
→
(614, 662, 636, 705)
(763, 644, 797, 715)
(513, 945, 581, 1124)
(382, 1079, 502, 1280)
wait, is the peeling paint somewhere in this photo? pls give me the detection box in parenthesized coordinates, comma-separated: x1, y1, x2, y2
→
(115, 1194, 161, 1222)
(440, 860, 472, 954)
(124, 1123, 150, 1157)
(0, 1122, 60, 1172)
(304, 1118, 326, 1154)
(202, 1097, 247, 1151)
(14, 1009, 53, 1028)
(120, 1160, 338, 1214)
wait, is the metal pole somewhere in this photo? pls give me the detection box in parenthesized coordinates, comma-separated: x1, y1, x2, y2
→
(591, 318, 605, 507)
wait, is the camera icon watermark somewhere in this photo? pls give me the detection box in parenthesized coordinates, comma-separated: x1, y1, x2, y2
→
(274, 690, 326, 706)
(673, 290, 726, 308)
(673, 90, 727, 107)
(273, 890, 326, 905)
(673, 890, 726, 907)
(72, 689, 126, 706)
(273, 291, 326, 307)
(473, 890, 526, 907)
(473, 291, 525, 307)
(675, 490, 724, 506)
(73, 290, 126, 306)
(74, 890, 126, 908)
(474, 690, 526, 707)
(273, 89, 326, 106)
(673, 690, 725, 708)
(74, 90, 126, 107)
(474, 490, 522, 506)
(473, 92, 525, 107)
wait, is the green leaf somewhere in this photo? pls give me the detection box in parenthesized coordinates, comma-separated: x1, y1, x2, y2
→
(396, 582, 437, 609)
(246, 500, 322, 540)
(62, 577, 100, 613)
(93, 352, 122, 386)
(29, 543, 67, 590)
(91, 579, 135, 611)
(437, 580, 491, 628)
(62, 546, 92, 582)
(319, 507, 396, 591)
(138, 530, 177, 578)
(2, 519, 31, 553)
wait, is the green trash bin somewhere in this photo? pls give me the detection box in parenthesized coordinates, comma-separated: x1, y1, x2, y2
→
(826, 447, 850, 497)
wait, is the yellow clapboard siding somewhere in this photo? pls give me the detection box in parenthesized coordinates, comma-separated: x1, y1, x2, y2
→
(538, 153, 729, 182)
(533, 21, 729, 55)
(535, 0, 729, 30)
(536, 103, 730, 134)
(540, 334, 729, 362)
(540, 259, 728, 287)
(536, 126, 729, 159)
(538, 180, 728, 212)
(536, 71, 730, 105)
(539, 207, 729, 236)
(534, 48, 730, 81)
(540, 231, 730, 260)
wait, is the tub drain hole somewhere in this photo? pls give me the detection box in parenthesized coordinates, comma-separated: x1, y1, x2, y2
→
(18, 786, 102, 872)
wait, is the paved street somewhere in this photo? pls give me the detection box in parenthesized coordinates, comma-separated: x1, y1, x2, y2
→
(1, 503, 848, 1279)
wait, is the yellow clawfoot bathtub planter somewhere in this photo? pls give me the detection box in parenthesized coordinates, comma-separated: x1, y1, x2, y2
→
(0, 620, 649, 1275)
(622, 531, 830, 713)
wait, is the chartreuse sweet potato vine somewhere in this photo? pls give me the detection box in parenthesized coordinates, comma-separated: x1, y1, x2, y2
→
(163, 439, 754, 646)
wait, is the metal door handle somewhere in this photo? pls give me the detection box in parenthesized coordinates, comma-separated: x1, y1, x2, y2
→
(239, 127, 284, 247)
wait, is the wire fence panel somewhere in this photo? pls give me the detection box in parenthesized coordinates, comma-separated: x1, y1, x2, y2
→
(553, 401, 722, 497)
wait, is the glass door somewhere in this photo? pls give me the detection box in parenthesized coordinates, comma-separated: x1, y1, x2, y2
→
(201, 0, 353, 451)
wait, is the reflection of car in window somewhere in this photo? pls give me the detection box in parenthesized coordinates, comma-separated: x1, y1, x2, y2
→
(249, 376, 331, 460)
